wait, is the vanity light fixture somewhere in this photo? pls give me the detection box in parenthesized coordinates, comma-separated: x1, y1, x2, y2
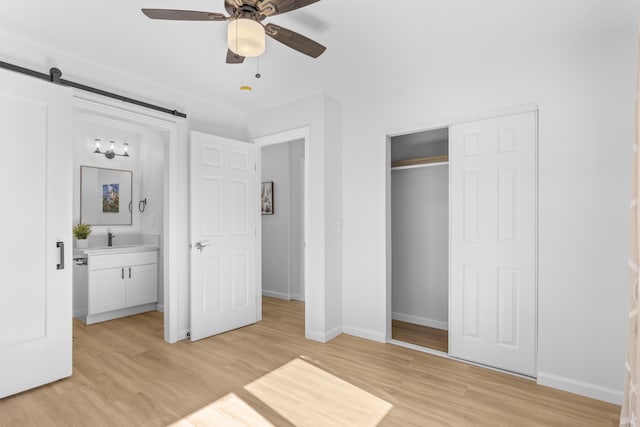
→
(93, 138, 130, 159)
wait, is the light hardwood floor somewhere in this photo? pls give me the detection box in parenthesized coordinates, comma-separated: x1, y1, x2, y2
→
(0, 297, 620, 426)
(392, 320, 449, 353)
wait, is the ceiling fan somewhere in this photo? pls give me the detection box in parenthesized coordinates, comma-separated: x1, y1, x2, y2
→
(141, 0, 326, 64)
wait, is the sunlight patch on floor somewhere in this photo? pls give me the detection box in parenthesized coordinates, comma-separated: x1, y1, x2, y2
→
(169, 393, 274, 427)
(245, 358, 393, 427)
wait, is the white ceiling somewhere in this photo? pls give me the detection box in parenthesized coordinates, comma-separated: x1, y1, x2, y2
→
(0, 0, 637, 116)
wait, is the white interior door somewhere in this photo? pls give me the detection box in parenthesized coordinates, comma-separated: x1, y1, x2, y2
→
(190, 131, 257, 341)
(0, 69, 73, 398)
(450, 111, 537, 377)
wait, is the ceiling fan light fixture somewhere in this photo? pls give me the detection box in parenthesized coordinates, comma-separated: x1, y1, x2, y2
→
(228, 18, 265, 57)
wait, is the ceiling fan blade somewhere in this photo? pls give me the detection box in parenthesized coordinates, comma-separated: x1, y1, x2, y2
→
(258, 0, 320, 17)
(265, 23, 326, 58)
(141, 9, 227, 21)
(226, 49, 245, 64)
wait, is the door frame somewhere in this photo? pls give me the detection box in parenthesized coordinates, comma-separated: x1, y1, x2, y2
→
(384, 104, 539, 361)
(254, 127, 310, 326)
(72, 92, 187, 344)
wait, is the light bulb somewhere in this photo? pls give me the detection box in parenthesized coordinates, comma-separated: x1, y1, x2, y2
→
(109, 141, 115, 151)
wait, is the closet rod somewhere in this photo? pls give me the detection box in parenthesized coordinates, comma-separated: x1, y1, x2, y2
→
(391, 154, 448, 168)
(392, 161, 448, 171)
(0, 60, 187, 119)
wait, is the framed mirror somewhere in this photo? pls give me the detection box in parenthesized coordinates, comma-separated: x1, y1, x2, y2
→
(80, 166, 132, 225)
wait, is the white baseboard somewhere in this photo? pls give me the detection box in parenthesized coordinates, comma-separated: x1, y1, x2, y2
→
(305, 326, 343, 343)
(290, 293, 304, 302)
(392, 312, 448, 330)
(305, 330, 324, 342)
(324, 326, 343, 342)
(84, 303, 157, 325)
(537, 371, 623, 405)
(262, 290, 291, 300)
(73, 308, 87, 318)
(155, 304, 164, 313)
(342, 326, 386, 343)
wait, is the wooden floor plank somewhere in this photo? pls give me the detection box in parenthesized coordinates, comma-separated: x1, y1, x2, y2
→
(392, 319, 448, 353)
(0, 297, 620, 426)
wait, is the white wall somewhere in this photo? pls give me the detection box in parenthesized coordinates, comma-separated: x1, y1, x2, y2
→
(324, 96, 343, 334)
(342, 28, 636, 403)
(247, 93, 343, 342)
(139, 128, 165, 308)
(391, 165, 449, 330)
(261, 139, 305, 301)
(289, 140, 305, 301)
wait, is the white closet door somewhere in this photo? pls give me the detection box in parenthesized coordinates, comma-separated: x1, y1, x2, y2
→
(450, 111, 537, 377)
(0, 69, 73, 397)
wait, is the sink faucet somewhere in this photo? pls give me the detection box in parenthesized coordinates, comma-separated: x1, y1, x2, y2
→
(107, 231, 115, 247)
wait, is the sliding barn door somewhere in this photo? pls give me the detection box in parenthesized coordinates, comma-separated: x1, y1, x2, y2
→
(0, 68, 73, 397)
(450, 111, 537, 377)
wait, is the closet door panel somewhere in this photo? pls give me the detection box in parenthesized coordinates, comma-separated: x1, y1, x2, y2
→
(450, 111, 537, 377)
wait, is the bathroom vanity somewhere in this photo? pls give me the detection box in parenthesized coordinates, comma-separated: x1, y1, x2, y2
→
(74, 243, 159, 324)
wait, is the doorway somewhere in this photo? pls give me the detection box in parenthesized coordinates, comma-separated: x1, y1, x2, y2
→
(71, 113, 167, 332)
(255, 128, 310, 334)
(260, 139, 306, 335)
(70, 94, 185, 344)
(389, 128, 449, 354)
(261, 139, 305, 303)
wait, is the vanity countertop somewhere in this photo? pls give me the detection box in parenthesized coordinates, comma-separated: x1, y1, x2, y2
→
(74, 244, 159, 257)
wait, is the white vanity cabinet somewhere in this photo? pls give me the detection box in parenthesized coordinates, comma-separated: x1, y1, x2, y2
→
(76, 247, 159, 324)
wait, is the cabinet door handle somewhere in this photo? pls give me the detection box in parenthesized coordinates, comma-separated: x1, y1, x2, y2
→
(121, 268, 124, 279)
(129, 267, 131, 278)
(56, 241, 64, 270)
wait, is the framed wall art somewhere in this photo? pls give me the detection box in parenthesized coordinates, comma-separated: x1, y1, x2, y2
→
(261, 181, 274, 215)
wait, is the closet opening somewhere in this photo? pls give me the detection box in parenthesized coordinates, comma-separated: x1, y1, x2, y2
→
(389, 127, 449, 354)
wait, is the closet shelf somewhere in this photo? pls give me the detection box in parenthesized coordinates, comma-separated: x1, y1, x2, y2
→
(391, 155, 449, 168)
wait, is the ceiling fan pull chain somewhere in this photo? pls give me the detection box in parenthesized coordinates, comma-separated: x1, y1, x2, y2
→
(235, 14, 239, 54)
(256, 56, 261, 79)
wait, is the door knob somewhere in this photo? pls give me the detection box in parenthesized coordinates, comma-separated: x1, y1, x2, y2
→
(194, 241, 210, 252)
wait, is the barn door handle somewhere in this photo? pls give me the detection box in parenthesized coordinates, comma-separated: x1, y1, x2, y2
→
(56, 241, 65, 270)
